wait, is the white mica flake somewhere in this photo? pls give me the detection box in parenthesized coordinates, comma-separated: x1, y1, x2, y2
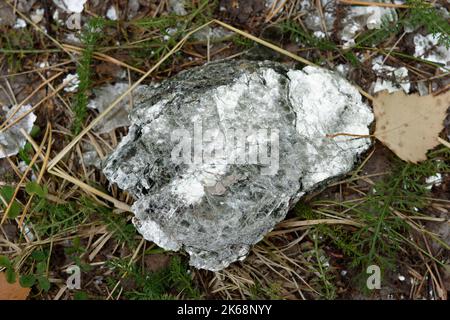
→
(31, 8, 45, 24)
(18, 161, 37, 181)
(0, 104, 36, 159)
(414, 33, 450, 70)
(169, 0, 187, 16)
(106, 6, 118, 21)
(52, 9, 63, 24)
(171, 177, 205, 205)
(425, 173, 442, 190)
(134, 218, 181, 251)
(53, 0, 87, 13)
(372, 56, 410, 93)
(103, 60, 374, 271)
(13, 18, 26, 29)
(313, 31, 326, 39)
(87, 83, 136, 133)
(341, 3, 397, 48)
(288, 66, 373, 189)
(62, 73, 80, 92)
(64, 32, 81, 44)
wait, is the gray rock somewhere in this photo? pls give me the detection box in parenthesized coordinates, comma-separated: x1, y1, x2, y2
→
(0, 104, 37, 159)
(103, 60, 373, 271)
(87, 83, 135, 134)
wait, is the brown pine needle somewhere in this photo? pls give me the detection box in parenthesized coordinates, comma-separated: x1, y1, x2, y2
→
(0, 124, 50, 225)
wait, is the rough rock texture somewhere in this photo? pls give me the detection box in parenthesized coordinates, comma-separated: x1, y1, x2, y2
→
(87, 83, 134, 133)
(103, 60, 374, 271)
(0, 104, 36, 159)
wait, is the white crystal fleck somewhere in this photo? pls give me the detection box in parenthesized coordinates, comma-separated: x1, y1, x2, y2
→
(0, 104, 36, 159)
(425, 173, 442, 190)
(62, 73, 80, 92)
(106, 6, 118, 20)
(103, 60, 374, 271)
(53, 0, 87, 13)
(414, 33, 450, 71)
(13, 18, 26, 29)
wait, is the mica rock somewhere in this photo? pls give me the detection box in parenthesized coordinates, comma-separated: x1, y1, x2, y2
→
(103, 60, 374, 271)
(0, 104, 37, 159)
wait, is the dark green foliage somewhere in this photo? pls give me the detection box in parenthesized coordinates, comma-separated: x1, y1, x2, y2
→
(0, 255, 16, 284)
(406, 0, 450, 48)
(280, 21, 337, 51)
(30, 198, 91, 237)
(72, 17, 106, 134)
(109, 256, 201, 300)
(19, 249, 51, 292)
(128, 0, 216, 67)
(0, 28, 36, 71)
(356, 1, 450, 48)
(99, 211, 137, 247)
(296, 148, 450, 293)
(0, 186, 22, 219)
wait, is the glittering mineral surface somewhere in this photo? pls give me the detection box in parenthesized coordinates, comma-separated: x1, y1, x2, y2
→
(103, 60, 374, 271)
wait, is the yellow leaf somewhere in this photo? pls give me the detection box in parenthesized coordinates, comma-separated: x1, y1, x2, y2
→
(0, 272, 30, 300)
(373, 90, 450, 163)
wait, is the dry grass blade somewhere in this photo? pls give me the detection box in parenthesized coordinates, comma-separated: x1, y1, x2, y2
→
(0, 72, 63, 131)
(0, 77, 67, 133)
(17, 124, 53, 227)
(0, 124, 50, 225)
(47, 20, 215, 170)
(212, 19, 316, 67)
(48, 167, 131, 212)
(4, 0, 76, 60)
(62, 44, 147, 75)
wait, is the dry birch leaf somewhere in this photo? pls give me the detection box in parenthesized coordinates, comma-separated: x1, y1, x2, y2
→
(0, 272, 30, 300)
(373, 90, 450, 163)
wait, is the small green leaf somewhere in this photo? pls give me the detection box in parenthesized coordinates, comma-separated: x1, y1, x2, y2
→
(74, 291, 89, 300)
(144, 247, 167, 255)
(5, 268, 16, 284)
(31, 251, 46, 262)
(19, 274, 36, 288)
(30, 125, 41, 138)
(8, 201, 22, 218)
(37, 276, 51, 292)
(0, 255, 12, 268)
(0, 186, 14, 201)
(36, 261, 46, 275)
(0, 186, 22, 219)
(25, 181, 47, 198)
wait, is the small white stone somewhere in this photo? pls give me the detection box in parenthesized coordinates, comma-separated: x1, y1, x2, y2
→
(425, 173, 442, 190)
(313, 31, 326, 39)
(372, 56, 410, 94)
(62, 73, 80, 92)
(168, 0, 187, 16)
(13, 18, 26, 29)
(53, 0, 87, 13)
(64, 33, 81, 44)
(103, 61, 374, 271)
(414, 33, 450, 71)
(106, 6, 118, 21)
(31, 8, 45, 24)
(0, 104, 37, 159)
